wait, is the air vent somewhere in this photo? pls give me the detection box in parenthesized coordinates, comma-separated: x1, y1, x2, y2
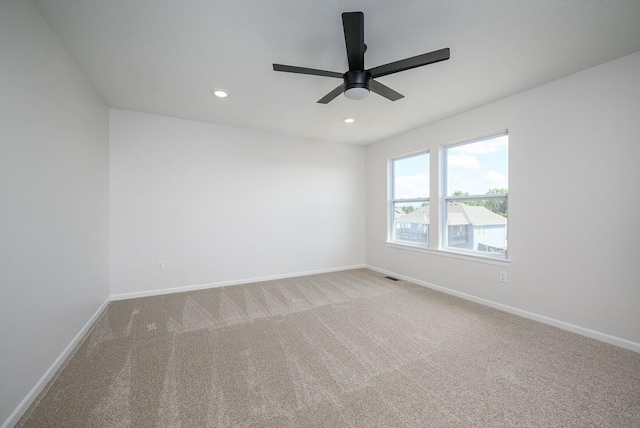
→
(384, 276, 400, 281)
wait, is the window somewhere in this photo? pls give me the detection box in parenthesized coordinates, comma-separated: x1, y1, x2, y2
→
(387, 132, 509, 261)
(390, 152, 429, 246)
(444, 132, 508, 258)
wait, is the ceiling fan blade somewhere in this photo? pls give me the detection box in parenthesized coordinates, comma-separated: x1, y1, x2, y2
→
(342, 12, 365, 71)
(273, 64, 343, 79)
(317, 84, 345, 104)
(370, 80, 404, 101)
(369, 48, 450, 78)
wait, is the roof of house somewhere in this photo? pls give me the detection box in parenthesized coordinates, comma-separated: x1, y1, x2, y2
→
(454, 203, 507, 226)
(395, 203, 506, 226)
(398, 207, 429, 224)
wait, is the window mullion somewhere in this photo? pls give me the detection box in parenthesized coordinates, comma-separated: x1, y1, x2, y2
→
(392, 197, 428, 204)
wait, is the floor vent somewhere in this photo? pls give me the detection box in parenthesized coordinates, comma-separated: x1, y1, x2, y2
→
(384, 276, 400, 281)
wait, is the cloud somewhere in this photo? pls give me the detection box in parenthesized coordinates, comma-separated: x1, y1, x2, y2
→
(448, 170, 509, 195)
(484, 170, 508, 189)
(453, 170, 508, 195)
(395, 174, 429, 199)
(447, 153, 480, 171)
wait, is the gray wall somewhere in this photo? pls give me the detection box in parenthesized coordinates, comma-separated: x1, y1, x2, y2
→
(109, 109, 365, 296)
(0, 0, 109, 424)
(366, 51, 640, 347)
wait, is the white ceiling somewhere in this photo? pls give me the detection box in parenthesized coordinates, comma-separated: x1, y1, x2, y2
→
(34, 0, 640, 145)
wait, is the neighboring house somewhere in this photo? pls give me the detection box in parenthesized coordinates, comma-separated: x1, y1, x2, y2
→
(395, 206, 430, 243)
(395, 202, 507, 253)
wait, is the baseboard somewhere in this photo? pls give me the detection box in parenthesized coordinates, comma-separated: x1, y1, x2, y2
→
(366, 264, 640, 354)
(110, 264, 367, 301)
(1, 297, 110, 428)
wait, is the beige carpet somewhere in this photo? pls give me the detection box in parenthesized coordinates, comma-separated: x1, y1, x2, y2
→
(19, 269, 640, 427)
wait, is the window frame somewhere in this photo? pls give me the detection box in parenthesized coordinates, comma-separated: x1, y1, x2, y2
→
(388, 150, 430, 248)
(442, 132, 509, 259)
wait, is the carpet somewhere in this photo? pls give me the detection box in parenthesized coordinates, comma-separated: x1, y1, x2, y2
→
(18, 269, 640, 427)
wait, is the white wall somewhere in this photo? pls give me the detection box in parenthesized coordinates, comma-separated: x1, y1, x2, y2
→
(366, 51, 640, 346)
(0, 0, 110, 425)
(109, 109, 365, 296)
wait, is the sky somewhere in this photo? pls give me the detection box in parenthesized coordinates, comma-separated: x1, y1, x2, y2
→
(393, 134, 508, 199)
(393, 152, 429, 199)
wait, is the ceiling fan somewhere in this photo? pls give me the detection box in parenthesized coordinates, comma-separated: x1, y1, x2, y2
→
(273, 12, 450, 104)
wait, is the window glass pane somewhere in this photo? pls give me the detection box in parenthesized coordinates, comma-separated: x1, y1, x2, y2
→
(393, 153, 429, 199)
(446, 134, 508, 197)
(446, 199, 508, 257)
(393, 201, 429, 244)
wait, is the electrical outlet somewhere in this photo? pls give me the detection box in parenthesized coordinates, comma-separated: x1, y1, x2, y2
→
(499, 271, 508, 283)
(157, 261, 165, 271)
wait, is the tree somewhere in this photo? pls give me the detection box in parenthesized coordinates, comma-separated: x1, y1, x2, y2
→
(488, 188, 508, 194)
(450, 188, 508, 217)
(485, 188, 508, 217)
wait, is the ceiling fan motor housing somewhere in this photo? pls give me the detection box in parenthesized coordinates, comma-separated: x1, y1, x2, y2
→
(344, 70, 371, 99)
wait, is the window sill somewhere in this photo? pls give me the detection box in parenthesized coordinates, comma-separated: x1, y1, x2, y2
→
(384, 241, 511, 266)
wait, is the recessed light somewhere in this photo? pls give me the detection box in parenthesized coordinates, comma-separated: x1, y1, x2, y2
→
(344, 118, 355, 124)
(212, 90, 228, 98)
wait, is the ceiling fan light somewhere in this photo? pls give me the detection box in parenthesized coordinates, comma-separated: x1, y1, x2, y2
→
(344, 87, 370, 100)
